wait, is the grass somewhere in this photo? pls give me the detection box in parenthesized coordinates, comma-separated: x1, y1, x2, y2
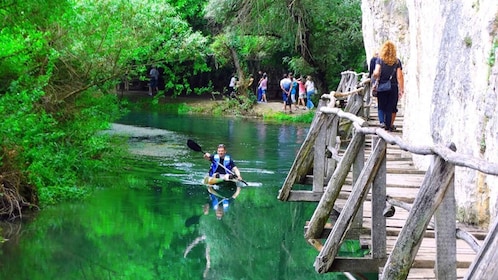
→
(121, 94, 315, 124)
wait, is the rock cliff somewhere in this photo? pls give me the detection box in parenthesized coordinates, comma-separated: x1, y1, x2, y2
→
(362, 0, 498, 226)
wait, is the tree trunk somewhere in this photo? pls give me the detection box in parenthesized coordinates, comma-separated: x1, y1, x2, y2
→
(228, 45, 247, 96)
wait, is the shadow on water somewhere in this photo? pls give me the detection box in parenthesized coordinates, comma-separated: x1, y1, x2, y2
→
(0, 111, 361, 280)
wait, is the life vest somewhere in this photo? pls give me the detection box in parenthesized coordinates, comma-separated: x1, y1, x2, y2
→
(209, 154, 232, 176)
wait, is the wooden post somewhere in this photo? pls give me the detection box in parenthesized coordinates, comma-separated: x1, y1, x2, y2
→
(305, 130, 365, 239)
(380, 146, 456, 280)
(313, 114, 335, 192)
(347, 127, 366, 239)
(314, 138, 387, 273)
(434, 174, 457, 279)
(340, 93, 364, 140)
(325, 117, 339, 182)
(371, 136, 387, 259)
(363, 79, 372, 120)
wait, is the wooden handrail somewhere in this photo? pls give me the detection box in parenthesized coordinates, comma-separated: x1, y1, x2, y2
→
(318, 106, 498, 176)
(331, 87, 364, 98)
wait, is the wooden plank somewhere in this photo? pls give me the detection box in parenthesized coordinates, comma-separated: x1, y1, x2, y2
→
(286, 190, 323, 202)
(328, 257, 386, 273)
(284, 100, 491, 279)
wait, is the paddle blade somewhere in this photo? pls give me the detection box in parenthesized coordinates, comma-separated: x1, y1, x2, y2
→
(187, 139, 203, 153)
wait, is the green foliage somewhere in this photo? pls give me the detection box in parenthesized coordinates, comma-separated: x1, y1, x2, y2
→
(309, 0, 365, 86)
(61, 0, 210, 96)
(210, 95, 255, 116)
(165, 0, 209, 32)
(285, 56, 317, 78)
(262, 110, 315, 123)
(0, 0, 364, 210)
(338, 240, 370, 257)
(0, 0, 211, 206)
(204, 0, 365, 91)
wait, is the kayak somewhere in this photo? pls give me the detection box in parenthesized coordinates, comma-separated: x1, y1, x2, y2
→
(203, 176, 244, 187)
(203, 176, 243, 199)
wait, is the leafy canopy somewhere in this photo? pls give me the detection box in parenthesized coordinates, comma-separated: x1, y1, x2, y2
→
(0, 0, 210, 208)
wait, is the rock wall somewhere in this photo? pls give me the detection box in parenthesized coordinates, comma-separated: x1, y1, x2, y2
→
(362, 0, 498, 227)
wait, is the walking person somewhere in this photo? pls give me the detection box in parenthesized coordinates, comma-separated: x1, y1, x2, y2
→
(304, 75, 315, 109)
(372, 40, 404, 132)
(259, 73, 268, 103)
(256, 70, 263, 102)
(369, 51, 379, 112)
(297, 76, 306, 109)
(289, 73, 298, 109)
(228, 73, 237, 97)
(149, 66, 159, 96)
(280, 73, 293, 112)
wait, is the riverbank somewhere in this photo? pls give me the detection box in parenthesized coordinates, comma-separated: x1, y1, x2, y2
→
(117, 90, 314, 119)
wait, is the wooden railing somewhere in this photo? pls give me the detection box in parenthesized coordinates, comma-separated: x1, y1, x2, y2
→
(278, 93, 498, 279)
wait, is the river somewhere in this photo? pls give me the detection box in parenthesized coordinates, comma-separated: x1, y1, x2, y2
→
(0, 110, 352, 280)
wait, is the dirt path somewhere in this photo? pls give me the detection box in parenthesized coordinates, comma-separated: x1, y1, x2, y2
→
(118, 90, 312, 116)
(251, 101, 311, 115)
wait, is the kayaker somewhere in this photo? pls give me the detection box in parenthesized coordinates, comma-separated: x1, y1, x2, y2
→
(203, 144, 243, 180)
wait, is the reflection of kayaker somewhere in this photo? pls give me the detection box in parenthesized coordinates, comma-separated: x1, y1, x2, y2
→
(203, 176, 241, 220)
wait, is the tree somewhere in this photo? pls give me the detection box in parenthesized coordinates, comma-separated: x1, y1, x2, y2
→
(0, 0, 210, 217)
(204, 0, 365, 93)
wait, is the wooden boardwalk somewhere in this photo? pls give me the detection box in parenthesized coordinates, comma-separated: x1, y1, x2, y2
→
(335, 107, 487, 279)
(278, 72, 498, 279)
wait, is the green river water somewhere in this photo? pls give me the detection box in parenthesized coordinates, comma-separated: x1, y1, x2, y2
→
(0, 110, 357, 280)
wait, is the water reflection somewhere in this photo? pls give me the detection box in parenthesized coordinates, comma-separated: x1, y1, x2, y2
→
(204, 183, 241, 220)
(0, 113, 352, 280)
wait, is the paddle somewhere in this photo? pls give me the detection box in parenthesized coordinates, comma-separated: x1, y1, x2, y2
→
(187, 139, 248, 186)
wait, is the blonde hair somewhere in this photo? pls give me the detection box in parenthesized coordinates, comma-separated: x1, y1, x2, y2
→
(379, 40, 397, 66)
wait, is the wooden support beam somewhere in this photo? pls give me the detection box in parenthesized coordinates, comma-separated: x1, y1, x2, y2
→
(278, 111, 330, 201)
(286, 190, 324, 202)
(305, 130, 365, 239)
(327, 257, 386, 273)
(465, 215, 498, 279)
(380, 145, 456, 280)
(314, 138, 386, 273)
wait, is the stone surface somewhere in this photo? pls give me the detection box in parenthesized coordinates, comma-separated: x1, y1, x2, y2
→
(362, 0, 498, 225)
